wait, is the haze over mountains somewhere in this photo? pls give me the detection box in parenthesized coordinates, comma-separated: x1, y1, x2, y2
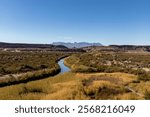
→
(0, 42, 103, 49)
(52, 42, 103, 48)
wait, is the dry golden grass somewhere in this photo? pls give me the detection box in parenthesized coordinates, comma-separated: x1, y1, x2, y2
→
(114, 93, 143, 100)
(0, 71, 144, 100)
(0, 72, 76, 100)
(129, 81, 150, 94)
(42, 81, 77, 100)
(76, 72, 137, 84)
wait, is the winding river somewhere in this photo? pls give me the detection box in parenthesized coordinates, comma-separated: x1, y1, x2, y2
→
(58, 59, 70, 74)
(0, 58, 70, 87)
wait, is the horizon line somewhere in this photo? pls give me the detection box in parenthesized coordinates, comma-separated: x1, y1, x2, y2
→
(1, 41, 150, 46)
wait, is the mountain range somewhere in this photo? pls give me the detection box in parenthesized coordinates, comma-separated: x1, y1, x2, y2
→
(52, 42, 103, 48)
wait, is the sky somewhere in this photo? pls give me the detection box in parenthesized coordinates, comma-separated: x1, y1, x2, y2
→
(0, 0, 150, 45)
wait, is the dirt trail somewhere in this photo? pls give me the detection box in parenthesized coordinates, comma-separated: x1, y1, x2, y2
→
(125, 86, 144, 97)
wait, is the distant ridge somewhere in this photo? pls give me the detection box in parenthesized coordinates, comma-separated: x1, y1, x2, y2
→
(0, 42, 86, 52)
(0, 42, 68, 49)
(52, 42, 103, 48)
(83, 45, 150, 52)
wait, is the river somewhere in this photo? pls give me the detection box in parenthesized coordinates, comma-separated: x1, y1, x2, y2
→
(58, 59, 70, 74)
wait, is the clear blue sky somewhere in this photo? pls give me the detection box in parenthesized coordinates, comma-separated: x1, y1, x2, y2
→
(0, 0, 150, 45)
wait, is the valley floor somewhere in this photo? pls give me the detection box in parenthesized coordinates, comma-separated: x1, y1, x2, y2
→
(0, 52, 150, 100)
(0, 71, 147, 100)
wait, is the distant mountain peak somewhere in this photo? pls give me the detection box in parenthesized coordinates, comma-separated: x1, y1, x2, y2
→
(52, 42, 102, 48)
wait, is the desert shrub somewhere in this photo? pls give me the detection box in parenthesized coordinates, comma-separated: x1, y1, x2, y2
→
(19, 86, 43, 95)
(132, 80, 140, 83)
(83, 80, 125, 99)
(138, 73, 150, 81)
(72, 65, 97, 73)
(104, 66, 123, 73)
(144, 90, 150, 100)
(0, 68, 7, 74)
(97, 66, 107, 72)
(130, 69, 146, 75)
(40, 64, 48, 69)
(19, 64, 35, 72)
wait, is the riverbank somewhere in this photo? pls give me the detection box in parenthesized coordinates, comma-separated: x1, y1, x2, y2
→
(0, 56, 71, 87)
(0, 66, 60, 87)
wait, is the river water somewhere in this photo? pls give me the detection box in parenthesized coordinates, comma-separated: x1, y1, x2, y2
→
(58, 59, 70, 74)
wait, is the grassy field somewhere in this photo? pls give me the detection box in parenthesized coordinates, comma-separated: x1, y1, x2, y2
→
(63, 52, 150, 99)
(0, 71, 146, 100)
